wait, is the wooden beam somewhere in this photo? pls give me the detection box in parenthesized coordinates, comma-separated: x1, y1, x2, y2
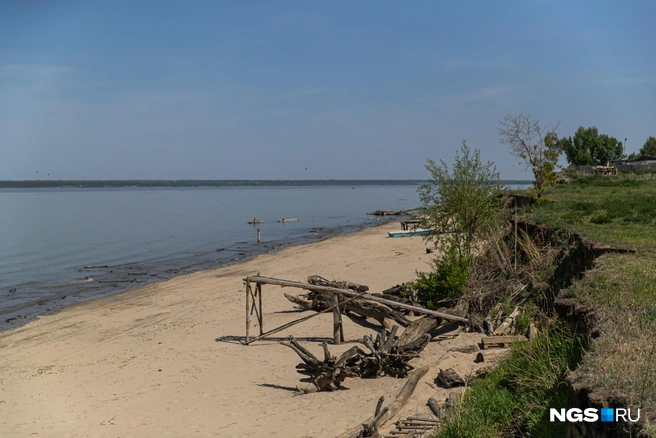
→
(244, 276, 469, 323)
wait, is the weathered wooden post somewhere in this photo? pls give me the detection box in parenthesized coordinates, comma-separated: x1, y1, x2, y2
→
(245, 278, 251, 344)
(257, 283, 263, 335)
(257, 228, 261, 243)
(331, 293, 342, 344)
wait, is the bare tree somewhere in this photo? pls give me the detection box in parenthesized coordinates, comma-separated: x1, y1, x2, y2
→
(498, 113, 560, 198)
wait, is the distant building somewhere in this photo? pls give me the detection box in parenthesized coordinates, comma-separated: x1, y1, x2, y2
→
(630, 155, 656, 164)
(606, 155, 656, 173)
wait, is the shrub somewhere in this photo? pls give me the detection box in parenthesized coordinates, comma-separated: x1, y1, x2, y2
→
(410, 245, 470, 309)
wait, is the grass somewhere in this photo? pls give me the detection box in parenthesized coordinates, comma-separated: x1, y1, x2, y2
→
(525, 174, 656, 250)
(529, 174, 656, 434)
(435, 174, 656, 436)
(435, 328, 584, 438)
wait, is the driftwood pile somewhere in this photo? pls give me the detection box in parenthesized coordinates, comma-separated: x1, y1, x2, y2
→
(281, 324, 431, 394)
(371, 284, 420, 313)
(284, 276, 412, 329)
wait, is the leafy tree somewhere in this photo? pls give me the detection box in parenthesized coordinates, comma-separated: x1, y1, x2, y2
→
(631, 136, 656, 158)
(418, 141, 503, 261)
(557, 126, 624, 165)
(498, 113, 560, 198)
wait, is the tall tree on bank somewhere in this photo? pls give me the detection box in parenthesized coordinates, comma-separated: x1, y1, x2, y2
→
(628, 136, 656, 160)
(498, 113, 560, 199)
(557, 126, 624, 165)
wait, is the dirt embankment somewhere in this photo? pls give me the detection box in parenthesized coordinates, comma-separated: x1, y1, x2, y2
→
(515, 220, 645, 438)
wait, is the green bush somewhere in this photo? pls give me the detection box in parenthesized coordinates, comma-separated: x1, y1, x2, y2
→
(410, 246, 470, 309)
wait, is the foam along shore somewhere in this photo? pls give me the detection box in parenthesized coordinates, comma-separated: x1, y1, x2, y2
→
(0, 222, 484, 437)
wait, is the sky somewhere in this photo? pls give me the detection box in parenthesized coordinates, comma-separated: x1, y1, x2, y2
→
(1, 1, 655, 180)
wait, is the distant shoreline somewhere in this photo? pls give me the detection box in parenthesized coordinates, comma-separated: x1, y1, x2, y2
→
(0, 179, 534, 189)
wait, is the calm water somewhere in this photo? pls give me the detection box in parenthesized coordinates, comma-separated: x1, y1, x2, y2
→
(0, 185, 421, 326)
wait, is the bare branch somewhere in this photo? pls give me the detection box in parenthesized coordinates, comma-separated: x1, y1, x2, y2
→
(498, 113, 560, 197)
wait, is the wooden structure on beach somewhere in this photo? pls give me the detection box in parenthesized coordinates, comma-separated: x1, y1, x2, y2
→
(400, 219, 422, 230)
(242, 275, 468, 345)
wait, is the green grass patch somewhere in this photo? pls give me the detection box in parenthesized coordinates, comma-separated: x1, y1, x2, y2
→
(525, 175, 656, 250)
(567, 253, 656, 307)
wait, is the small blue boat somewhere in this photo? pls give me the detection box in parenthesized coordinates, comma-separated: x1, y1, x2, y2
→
(388, 228, 434, 238)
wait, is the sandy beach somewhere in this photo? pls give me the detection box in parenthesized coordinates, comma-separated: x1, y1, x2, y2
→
(0, 222, 489, 437)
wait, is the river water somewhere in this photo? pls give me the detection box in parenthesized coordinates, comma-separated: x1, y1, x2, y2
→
(0, 184, 421, 328)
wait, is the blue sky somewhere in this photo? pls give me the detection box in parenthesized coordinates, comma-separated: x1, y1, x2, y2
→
(1, 1, 654, 180)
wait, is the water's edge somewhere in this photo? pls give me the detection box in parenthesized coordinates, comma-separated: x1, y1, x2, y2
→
(0, 216, 399, 333)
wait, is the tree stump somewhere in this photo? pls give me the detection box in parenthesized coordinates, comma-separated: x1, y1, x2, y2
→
(436, 368, 466, 388)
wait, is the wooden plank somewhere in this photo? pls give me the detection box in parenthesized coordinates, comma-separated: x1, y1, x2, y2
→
(482, 335, 528, 349)
(245, 276, 469, 323)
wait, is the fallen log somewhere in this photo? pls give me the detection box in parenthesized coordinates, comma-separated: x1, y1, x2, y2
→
(285, 289, 412, 328)
(283, 293, 315, 310)
(337, 365, 430, 438)
(447, 344, 479, 354)
(396, 316, 441, 345)
(308, 275, 369, 292)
